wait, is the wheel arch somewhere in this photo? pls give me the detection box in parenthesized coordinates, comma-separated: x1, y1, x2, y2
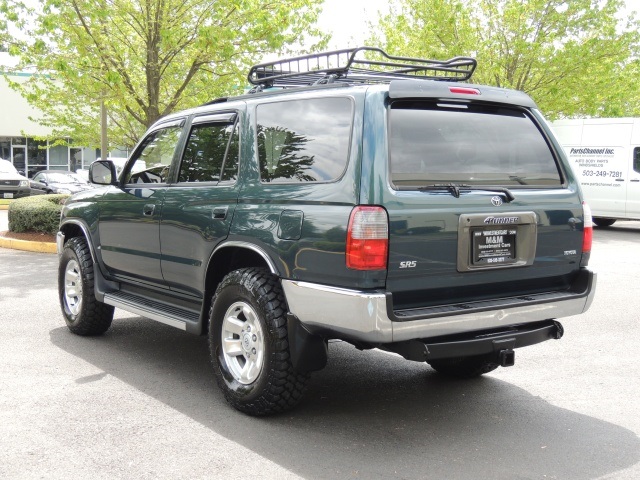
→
(201, 242, 279, 333)
(59, 220, 96, 262)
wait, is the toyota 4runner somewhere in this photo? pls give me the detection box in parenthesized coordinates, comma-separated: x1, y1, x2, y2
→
(57, 47, 596, 415)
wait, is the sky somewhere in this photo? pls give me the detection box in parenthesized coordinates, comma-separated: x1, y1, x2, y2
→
(316, 0, 391, 49)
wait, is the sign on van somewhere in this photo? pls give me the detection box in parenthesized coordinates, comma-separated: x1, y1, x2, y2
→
(566, 146, 623, 188)
(553, 118, 640, 225)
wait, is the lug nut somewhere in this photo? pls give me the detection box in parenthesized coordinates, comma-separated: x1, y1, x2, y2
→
(252, 335, 257, 341)
(252, 348, 256, 354)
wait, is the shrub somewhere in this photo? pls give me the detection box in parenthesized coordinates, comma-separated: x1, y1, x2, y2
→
(8, 194, 70, 234)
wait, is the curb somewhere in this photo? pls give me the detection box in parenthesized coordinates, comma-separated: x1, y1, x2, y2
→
(0, 236, 57, 253)
(0, 205, 8, 210)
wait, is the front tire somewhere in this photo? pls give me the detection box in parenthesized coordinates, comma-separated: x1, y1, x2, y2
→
(428, 354, 499, 379)
(58, 236, 114, 335)
(209, 268, 308, 416)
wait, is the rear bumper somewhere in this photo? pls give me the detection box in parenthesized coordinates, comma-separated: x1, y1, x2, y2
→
(282, 268, 596, 344)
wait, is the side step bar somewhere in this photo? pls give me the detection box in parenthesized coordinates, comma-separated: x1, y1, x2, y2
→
(103, 291, 200, 332)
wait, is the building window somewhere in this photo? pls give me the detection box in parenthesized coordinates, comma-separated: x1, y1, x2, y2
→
(0, 137, 10, 161)
(27, 138, 47, 177)
(49, 144, 69, 170)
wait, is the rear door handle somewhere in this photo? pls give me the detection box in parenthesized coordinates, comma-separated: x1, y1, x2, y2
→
(212, 206, 228, 220)
(143, 204, 156, 216)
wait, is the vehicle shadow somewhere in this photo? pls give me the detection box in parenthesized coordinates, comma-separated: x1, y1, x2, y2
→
(50, 318, 640, 480)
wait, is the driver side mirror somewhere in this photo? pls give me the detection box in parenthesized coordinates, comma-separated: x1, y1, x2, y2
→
(89, 160, 118, 186)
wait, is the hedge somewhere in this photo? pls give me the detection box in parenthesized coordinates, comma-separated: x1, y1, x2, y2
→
(8, 194, 70, 234)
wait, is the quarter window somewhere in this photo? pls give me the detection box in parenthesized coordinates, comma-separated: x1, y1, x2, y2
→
(256, 97, 353, 183)
(634, 147, 640, 174)
(178, 120, 239, 183)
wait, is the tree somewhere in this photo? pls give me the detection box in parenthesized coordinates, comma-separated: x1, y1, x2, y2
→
(1, 0, 326, 148)
(369, 0, 640, 118)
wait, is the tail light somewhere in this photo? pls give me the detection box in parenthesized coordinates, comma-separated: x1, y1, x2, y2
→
(581, 202, 593, 267)
(582, 202, 593, 253)
(346, 206, 389, 270)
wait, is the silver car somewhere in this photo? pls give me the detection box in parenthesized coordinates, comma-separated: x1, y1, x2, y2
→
(0, 159, 30, 199)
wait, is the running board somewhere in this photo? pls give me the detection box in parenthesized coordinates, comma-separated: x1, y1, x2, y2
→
(103, 291, 200, 331)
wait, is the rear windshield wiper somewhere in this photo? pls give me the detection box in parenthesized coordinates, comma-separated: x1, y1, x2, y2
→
(415, 183, 515, 202)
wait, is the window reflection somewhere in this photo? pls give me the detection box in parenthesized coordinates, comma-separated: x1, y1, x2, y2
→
(125, 126, 182, 184)
(179, 122, 239, 183)
(257, 97, 352, 183)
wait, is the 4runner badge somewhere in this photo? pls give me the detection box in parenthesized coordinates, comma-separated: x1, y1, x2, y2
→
(484, 216, 519, 224)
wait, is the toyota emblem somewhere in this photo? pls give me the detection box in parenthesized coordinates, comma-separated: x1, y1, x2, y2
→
(491, 196, 503, 206)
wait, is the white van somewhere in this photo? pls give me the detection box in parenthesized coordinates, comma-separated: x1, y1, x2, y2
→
(552, 118, 640, 227)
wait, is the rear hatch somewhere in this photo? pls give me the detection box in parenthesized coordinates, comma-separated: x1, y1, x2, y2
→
(376, 87, 587, 312)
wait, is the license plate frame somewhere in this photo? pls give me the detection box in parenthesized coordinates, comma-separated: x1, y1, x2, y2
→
(456, 212, 537, 272)
(3, 193, 14, 199)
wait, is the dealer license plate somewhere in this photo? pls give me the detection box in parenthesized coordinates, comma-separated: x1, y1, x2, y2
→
(472, 228, 517, 266)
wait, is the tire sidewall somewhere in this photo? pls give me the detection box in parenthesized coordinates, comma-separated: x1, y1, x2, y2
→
(210, 280, 274, 403)
(58, 241, 83, 327)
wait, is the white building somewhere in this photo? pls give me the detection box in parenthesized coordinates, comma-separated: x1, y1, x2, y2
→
(1, 52, 101, 177)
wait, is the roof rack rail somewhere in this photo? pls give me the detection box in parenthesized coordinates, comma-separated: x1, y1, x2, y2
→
(247, 47, 476, 89)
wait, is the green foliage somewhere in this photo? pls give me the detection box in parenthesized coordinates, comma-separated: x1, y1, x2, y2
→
(8, 194, 69, 234)
(370, 0, 640, 118)
(1, 0, 327, 148)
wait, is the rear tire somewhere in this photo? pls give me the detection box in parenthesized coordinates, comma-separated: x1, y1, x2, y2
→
(58, 236, 114, 335)
(593, 217, 616, 228)
(428, 354, 499, 379)
(209, 268, 309, 416)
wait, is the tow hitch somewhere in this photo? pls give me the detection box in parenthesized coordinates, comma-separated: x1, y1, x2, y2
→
(498, 349, 515, 367)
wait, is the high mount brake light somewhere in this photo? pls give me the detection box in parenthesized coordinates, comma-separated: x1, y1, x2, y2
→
(346, 206, 389, 270)
(449, 86, 480, 95)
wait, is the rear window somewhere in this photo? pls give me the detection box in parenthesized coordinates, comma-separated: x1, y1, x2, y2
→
(389, 102, 562, 187)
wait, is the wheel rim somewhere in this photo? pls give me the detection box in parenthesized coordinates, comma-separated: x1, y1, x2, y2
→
(64, 259, 83, 316)
(221, 301, 265, 385)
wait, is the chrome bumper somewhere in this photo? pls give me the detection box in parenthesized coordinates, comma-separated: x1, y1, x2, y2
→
(281, 270, 596, 344)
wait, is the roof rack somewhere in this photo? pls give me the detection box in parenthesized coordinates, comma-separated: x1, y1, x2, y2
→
(247, 47, 476, 89)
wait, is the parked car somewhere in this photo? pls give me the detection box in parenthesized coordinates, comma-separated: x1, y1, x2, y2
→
(30, 170, 95, 195)
(0, 159, 30, 199)
(57, 47, 596, 416)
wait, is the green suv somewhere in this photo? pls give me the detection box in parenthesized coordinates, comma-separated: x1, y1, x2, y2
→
(57, 48, 596, 415)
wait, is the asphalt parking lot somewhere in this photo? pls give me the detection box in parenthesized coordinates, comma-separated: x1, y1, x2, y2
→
(1, 212, 639, 479)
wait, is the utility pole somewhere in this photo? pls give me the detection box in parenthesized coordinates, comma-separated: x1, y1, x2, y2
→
(100, 96, 108, 160)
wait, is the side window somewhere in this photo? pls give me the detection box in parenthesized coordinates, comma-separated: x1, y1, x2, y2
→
(178, 120, 239, 183)
(125, 126, 182, 184)
(634, 147, 640, 174)
(256, 97, 353, 183)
